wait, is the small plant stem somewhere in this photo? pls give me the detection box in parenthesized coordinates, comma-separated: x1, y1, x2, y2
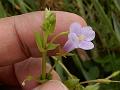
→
(72, 53, 90, 80)
(80, 80, 98, 84)
(51, 56, 73, 79)
(48, 61, 57, 75)
(44, 33, 48, 47)
(41, 51, 47, 80)
(105, 71, 120, 80)
(58, 60, 73, 79)
(50, 31, 68, 43)
(41, 32, 48, 80)
(80, 79, 120, 84)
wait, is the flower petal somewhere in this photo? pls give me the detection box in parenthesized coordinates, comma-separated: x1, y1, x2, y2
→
(79, 41, 94, 50)
(81, 26, 95, 41)
(70, 22, 82, 35)
(63, 33, 79, 52)
(63, 40, 76, 52)
(68, 33, 79, 47)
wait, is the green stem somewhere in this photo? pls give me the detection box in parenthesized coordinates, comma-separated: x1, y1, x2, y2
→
(48, 61, 57, 75)
(72, 53, 90, 80)
(41, 51, 47, 80)
(80, 79, 120, 84)
(52, 56, 73, 79)
(58, 60, 73, 79)
(76, 0, 86, 18)
(41, 32, 48, 80)
(44, 33, 48, 48)
(50, 31, 68, 43)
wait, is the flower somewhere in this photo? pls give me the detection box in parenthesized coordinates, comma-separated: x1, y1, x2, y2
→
(63, 22, 95, 52)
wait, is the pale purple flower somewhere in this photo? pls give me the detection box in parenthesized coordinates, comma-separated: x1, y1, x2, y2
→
(63, 22, 95, 52)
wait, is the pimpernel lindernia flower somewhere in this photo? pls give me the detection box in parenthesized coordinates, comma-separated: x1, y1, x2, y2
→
(63, 22, 95, 52)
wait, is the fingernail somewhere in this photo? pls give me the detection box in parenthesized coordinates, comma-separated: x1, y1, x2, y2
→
(33, 80, 68, 90)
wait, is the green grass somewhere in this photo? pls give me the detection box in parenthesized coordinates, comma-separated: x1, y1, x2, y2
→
(0, 0, 120, 90)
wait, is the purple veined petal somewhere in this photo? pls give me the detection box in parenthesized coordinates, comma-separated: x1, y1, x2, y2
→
(68, 33, 79, 47)
(78, 41, 94, 50)
(63, 33, 80, 52)
(70, 22, 82, 35)
(63, 40, 76, 52)
(81, 26, 95, 41)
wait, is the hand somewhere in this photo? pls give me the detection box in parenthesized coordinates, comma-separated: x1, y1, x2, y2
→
(0, 11, 86, 90)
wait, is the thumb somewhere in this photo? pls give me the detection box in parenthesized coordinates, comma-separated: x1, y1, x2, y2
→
(33, 80, 68, 90)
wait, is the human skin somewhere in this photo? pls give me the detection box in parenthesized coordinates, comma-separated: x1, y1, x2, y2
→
(0, 11, 86, 90)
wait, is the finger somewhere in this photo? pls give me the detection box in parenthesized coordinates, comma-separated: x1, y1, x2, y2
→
(14, 58, 60, 90)
(0, 65, 19, 86)
(33, 80, 68, 90)
(0, 11, 86, 66)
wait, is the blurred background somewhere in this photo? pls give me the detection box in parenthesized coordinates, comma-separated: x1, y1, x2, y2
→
(0, 0, 120, 90)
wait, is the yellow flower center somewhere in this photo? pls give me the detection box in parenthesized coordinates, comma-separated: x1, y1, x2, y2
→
(78, 34, 85, 41)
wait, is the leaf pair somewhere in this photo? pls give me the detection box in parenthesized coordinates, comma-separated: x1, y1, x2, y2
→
(42, 8, 56, 35)
(35, 32, 59, 52)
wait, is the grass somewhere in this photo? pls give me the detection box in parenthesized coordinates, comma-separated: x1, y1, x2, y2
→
(0, 0, 120, 90)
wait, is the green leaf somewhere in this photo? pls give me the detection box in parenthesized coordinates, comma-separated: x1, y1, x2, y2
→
(34, 32, 44, 52)
(64, 78, 80, 89)
(0, 1, 7, 18)
(93, 0, 113, 32)
(42, 8, 56, 35)
(75, 84, 85, 90)
(87, 66, 99, 79)
(47, 43, 59, 50)
(54, 57, 66, 80)
(110, 71, 120, 78)
(113, 0, 120, 12)
(64, 78, 85, 90)
(112, 13, 120, 44)
(106, 71, 120, 79)
(15, 0, 28, 13)
(72, 54, 91, 80)
(24, 0, 38, 10)
(84, 84, 100, 90)
(64, 78, 80, 87)
(75, 0, 86, 18)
